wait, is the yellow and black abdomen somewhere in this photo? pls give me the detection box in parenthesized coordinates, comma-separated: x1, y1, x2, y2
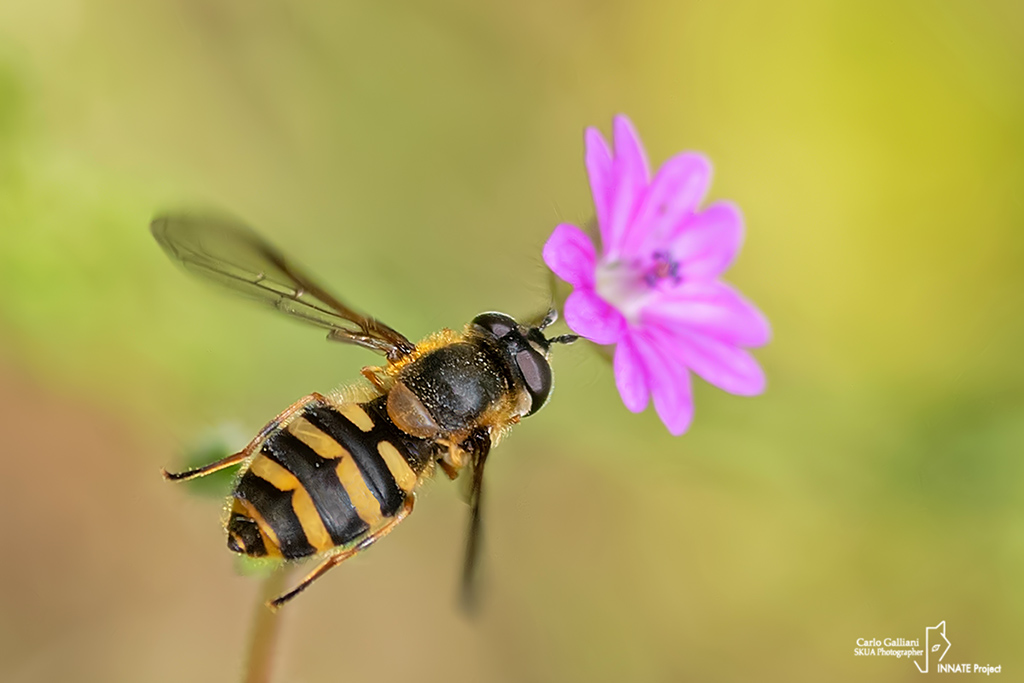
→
(226, 395, 436, 559)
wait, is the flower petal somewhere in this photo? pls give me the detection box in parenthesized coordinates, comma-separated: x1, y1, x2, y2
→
(585, 127, 613, 248)
(664, 328, 767, 396)
(634, 330, 694, 435)
(613, 335, 649, 413)
(605, 115, 650, 260)
(543, 223, 597, 289)
(622, 152, 712, 258)
(563, 288, 626, 345)
(643, 281, 771, 347)
(672, 201, 744, 281)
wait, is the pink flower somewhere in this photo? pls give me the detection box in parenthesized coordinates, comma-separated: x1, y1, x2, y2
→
(543, 116, 770, 435)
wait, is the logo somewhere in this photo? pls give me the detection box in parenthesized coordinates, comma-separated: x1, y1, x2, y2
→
(854, 621, 1002, 675)
(914, 621, 951, 673)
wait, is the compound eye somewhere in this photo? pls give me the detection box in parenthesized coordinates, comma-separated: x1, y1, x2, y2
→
(516, 347, 553, 416)
(471, 312, 516, 340)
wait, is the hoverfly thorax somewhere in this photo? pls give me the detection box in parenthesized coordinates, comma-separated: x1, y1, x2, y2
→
(386, 334, 513, 439)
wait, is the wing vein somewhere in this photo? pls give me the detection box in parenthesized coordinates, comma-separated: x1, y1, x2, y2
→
(151, 213, 414, 360)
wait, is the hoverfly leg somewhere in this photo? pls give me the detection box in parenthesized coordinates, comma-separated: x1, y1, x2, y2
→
(268, 494, 417, 610)
(459, 426, 492, 614)
(161, 393, 328, 482)
(438, 460, 459, 480)
(436, 439, 468, 480)
(360, 366, 389, 392)
(161, 450, 249, 482)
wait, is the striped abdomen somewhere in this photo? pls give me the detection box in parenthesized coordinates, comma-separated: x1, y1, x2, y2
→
(227, 395, 436, 559)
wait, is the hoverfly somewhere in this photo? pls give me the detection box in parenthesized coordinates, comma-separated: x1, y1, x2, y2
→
(153, 214, 576, 609)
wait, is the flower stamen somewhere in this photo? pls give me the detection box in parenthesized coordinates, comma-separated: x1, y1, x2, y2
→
(644, 250, 682, 288)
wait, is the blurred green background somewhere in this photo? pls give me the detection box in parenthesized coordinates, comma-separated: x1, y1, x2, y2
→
(1, 1, 1023, 681)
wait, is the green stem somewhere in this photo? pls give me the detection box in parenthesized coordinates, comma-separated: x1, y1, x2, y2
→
(242, 567, 290, 683)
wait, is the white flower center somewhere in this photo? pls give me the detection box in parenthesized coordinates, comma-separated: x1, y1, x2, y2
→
(595, 251, 682, 325)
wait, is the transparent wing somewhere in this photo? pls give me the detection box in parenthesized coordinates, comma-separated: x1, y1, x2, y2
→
(151, 213, 415, 361)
